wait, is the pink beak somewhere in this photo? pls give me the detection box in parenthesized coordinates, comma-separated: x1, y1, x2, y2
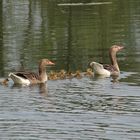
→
(48, 61, 55, 65)
(119, 46, 124, 50)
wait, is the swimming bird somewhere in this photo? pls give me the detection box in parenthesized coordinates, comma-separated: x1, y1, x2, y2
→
(73, 70, 82, 79)
(0, 78, 9, 86)
(48, 70, 58, 80)
(57, 69, 66, 80)
(9, 59, 55, 85)
(84, 68, 94, 77)
(90, 45, 124, 77)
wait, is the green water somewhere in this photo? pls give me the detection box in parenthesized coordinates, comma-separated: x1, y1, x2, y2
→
(0, 0, 140, 139)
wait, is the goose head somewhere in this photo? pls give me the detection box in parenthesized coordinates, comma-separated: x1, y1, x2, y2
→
(110, 45, 124, 54)
(38, 59, 55, 82)
(89, 45, 125, 76)
(39, 59, 55, 66)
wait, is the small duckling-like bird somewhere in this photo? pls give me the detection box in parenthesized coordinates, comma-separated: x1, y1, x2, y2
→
(48, 70, 58, 80)
(73, 70, 82, 79)
(90, 45, 124, 77)
(84, 68, 94, 77)
(57, 69, 66, 79)
(66, 71, 74, 79)
(9, 59, 55, 85)
(0, 78, 9, 86)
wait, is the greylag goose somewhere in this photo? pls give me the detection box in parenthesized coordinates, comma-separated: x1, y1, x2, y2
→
(90, 45, 124, 77)
(9, 59, 55, 85)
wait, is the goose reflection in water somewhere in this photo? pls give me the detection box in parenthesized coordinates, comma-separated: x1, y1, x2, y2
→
(8, 82, 48, 96)
(39, 83, 48, 96)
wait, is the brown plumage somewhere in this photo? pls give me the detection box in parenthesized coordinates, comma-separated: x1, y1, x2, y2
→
(57, 69, 66, 79)
(84, 68, 94, 77)
(48, 71, 58, 80)
(90, 45, 124, 76)
(0, 78, 9, 86)
(9, 59, 55, 85)
(73, 70, 82, 79)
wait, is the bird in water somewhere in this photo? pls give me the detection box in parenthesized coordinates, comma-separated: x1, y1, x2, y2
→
(90, 45, 124, 77)
(57, 69, 66, 79)
(84, 68, 94, 77)
(73, 70, 82, 79)
(8, 59, 55, 85)
(48, 70, 58, 80)
(0, 78, 9, 86)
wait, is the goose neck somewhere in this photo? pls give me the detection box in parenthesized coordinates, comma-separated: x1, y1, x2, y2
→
(109, 51, 120, 72)
(38, 63, 47, 82)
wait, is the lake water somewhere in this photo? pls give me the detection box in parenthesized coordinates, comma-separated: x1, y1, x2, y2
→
(0, 0, 140, 139)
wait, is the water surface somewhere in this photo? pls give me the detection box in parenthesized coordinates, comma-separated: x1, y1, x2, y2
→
(0, 0, 140, 139)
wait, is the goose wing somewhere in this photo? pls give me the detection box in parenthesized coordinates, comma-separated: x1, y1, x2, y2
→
(14, 71, 40, 81)
(103, 64, 117, 72)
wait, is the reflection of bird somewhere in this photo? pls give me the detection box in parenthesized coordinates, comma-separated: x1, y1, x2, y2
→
(39, 83, 48, 95)
(84, 68, 94, 77)
(9, 59, 55, 85)
(0, 78, 9, 86)
(90, 45, 124, 77)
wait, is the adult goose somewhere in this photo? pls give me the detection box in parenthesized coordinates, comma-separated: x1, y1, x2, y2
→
(9, 59, 55, 85)
(90, 45, 124, 77)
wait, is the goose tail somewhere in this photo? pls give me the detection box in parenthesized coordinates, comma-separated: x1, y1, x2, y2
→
(9, 73, 30, 85)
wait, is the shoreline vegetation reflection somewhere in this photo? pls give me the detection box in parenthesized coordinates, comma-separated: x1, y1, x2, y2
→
(0, 1, 140, 140)
(0, 0, 140, 86)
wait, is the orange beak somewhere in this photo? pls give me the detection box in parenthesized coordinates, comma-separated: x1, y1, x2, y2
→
(118, 46, 124, 51)
(48, 60, 55, 65)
